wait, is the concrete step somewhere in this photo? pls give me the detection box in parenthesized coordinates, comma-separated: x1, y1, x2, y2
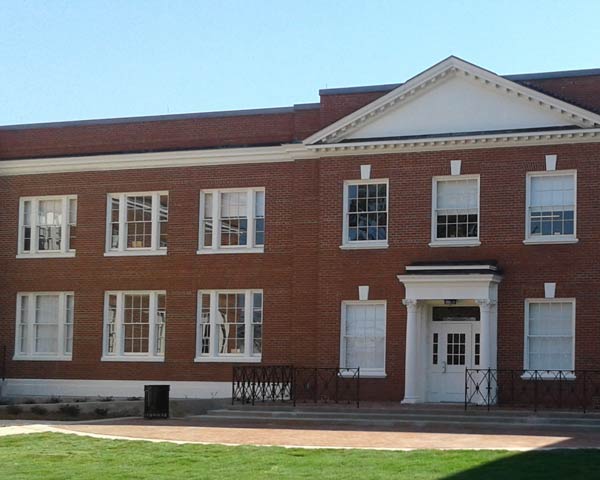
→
(202, 407, 600, 429)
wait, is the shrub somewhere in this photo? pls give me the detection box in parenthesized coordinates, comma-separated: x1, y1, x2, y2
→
(94, 408, 108, 417)
(99, 396, 114, 402)
(127, 396, 141, 401)
(58, 404, 80, 417)
(30, 405, 48, 415)
(48, 396, 62, 404)
(74, 398, 88, 403)
(23, 398, 36, 405)
(6, 405, 23, 415)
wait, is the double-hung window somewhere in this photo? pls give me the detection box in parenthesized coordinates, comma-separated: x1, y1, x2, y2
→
(524, 299, 575, 372)
(340, 301, 386, 377)
(525, 172, 577, 244)
(103, 291, 166, 361)
(342, 180, 388, 249)
(196, 290, 262, 362)
(15, 292, 74, 361)
(431, 176, 480, 246)
(198, 188, 265, 254)
(18, 196, 77, 258)
(106, 192, 168, 256)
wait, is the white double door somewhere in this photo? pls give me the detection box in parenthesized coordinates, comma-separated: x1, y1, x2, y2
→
(427, 321, 480, 403)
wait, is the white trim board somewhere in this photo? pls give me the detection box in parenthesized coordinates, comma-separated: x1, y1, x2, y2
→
(1, 378, 231, 399)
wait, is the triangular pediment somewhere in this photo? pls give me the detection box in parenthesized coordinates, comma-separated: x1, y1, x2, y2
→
(305, 57, 600, 145)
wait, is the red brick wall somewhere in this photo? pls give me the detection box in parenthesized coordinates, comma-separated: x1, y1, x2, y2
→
(519, 76, 600, 114)
(2, 142, 600, 401)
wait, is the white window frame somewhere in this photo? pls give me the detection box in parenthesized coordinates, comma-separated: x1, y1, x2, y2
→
(14, 292, 74, 361)
(198, 188, 265, 255)
(430, 175, 481, 248)
(17, 195, 77, 259)
(102, 290, 166, 362)
(341, 179, 389, 250)
(523, 298, 576, 376)
(195, 289, 263, 362)
(339, 300, 387, 378)
(524, 170, 578, 245)
(105, 191, 168, 256)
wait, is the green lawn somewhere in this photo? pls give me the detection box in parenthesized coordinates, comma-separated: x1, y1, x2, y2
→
(1, 433, 600, 479)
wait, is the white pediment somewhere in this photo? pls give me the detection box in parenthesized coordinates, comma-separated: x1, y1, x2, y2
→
(346, 75, 572, 140)
(305, 57, 600, 145)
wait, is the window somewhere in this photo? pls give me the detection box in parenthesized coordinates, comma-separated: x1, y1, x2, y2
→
(14, 292, 74, 361)
(431, 176, 480, 246)
(342, 180, 388, 248)
(524, 300, 575, 371)
(106, 192, 168, 255)
(102, 291, 166, 361)
(18, 196, 77, 258)
(196, 290, 262, 362)
(525, 172, 577, 244)
(199, 188, 265, 254)
(340, 301, 386, 376)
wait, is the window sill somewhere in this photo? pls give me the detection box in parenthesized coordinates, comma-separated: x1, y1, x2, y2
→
(340, 370, 386, 378)
(104, 250, 168, 257)
(13, 355, 72, 362)
(520, 373, 576, 381)
(194, 356, 262, 363)
(339, 243, 389, 250)
(101, 356, 165, 362)
(523, 237, 579, 245)
(16, 252, 76, 259)
(429, 240, 481, 248)
(196, 247, 264, 255)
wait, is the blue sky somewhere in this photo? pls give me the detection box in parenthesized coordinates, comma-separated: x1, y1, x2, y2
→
(2, 0, 600, 126)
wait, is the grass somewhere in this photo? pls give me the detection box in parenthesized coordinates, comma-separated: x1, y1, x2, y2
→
(1, 433, 600, 479)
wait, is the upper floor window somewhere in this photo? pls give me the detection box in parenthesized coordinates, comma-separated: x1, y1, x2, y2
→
(15, 292, 74, 361)
(342, 180, 388, 249)
(524, 299, 574, 371)
(198, 188, 265, 254)
(340, 301, 386, 377)
(102, 291, 166, 362)
(431, 176, 480, 247)
(18, 196, 77, 258)
(106, 192, 168, 256)
(196, 290, 262, 362)
(525, 172, 577, 244)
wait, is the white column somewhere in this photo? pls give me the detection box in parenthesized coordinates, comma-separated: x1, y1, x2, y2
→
(402, 298, 419, 404)
(476, 299, 495, 371)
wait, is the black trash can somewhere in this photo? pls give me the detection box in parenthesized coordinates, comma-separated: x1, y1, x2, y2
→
(144, 384, 170, 419)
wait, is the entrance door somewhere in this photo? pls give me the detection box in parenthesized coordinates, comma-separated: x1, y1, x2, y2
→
(427, 322, 479, 402)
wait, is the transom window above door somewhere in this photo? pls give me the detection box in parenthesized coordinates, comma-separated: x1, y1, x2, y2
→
(342, 180, 388, 249)
(198, 188, 265, 254)
(105, 192, 168, 256)
(431, 176, 480, 247)
(18, 196, 77, 258)
(525, 171, 577, 244)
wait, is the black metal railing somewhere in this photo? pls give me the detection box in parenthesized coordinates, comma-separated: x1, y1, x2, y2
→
(465, 369, 600, 413)
(232, 365, 360, 407)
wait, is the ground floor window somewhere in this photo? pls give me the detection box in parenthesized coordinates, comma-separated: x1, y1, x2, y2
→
(15, 292, 74, 361)
(525, 299, 575, 371)
(340, 301, 386, 376)
(196, 290, 262, 362)
(103, 291, 166, 361)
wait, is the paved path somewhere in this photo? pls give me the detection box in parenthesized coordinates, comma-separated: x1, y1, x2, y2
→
(2, 417, 600, 450)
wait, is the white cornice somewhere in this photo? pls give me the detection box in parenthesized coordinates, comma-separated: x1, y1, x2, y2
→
(1, 128, 600, 176)
(304, 56, 600, 145)
(0, 144, 316, 176)
(307, 128, 600, 157)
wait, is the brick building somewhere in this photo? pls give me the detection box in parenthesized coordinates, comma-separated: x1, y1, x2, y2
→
(1, 56, 600, 403)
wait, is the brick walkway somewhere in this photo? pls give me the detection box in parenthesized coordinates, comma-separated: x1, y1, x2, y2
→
(3, 417, 600, 450)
